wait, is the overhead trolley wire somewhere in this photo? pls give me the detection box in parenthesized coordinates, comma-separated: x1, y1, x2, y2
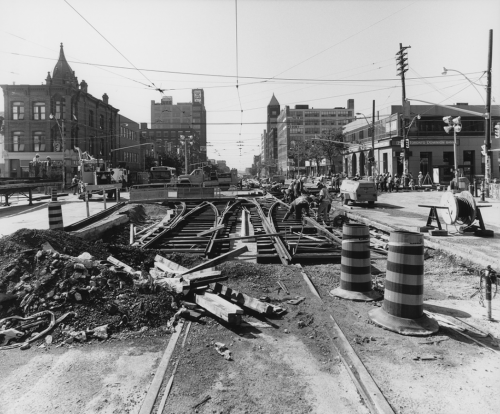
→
(64, 0, 160, 93)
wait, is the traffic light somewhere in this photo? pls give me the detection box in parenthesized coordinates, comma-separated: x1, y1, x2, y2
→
(396, 47, 409, 76)
(405, 139, 410, 149)
(481, 145, 486, 156)
(495, 123, 500, 139)
(150, 144, 155, 151)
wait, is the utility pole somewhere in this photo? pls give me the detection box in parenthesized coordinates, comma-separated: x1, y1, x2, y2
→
(484, 29, 493, 197)
(371, 99, 375, 176)
(396, 43, 410, 175)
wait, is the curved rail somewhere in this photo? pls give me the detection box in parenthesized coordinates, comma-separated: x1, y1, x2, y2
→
(205, 200, 241, 258)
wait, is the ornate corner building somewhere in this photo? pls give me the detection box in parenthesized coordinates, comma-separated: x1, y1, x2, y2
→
(0, 43, 125, 183)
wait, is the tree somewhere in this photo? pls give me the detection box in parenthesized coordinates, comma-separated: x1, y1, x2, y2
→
(288, 138, 313, 176)
(313, 128, 348, 174)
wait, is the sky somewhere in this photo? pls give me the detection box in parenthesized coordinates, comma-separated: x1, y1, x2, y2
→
(1, 0, 499, 170)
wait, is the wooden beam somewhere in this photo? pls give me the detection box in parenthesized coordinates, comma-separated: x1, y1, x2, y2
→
(211, 233, 283, 243)
(197, 224, 225, 237)
(302, 217, 342, 245)
(184, 271, 226, 285)
(107, 256, 141, 277)
(179, 246, 248, 276)
(209, 283, 273, 315)
(195, 292, 242, 325)
(155, 254, 189, 273)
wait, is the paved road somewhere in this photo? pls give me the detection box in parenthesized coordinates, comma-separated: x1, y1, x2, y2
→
(0, 193, 122, 238)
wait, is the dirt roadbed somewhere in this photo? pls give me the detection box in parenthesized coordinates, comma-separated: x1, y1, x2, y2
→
(1, 235, 499, 413)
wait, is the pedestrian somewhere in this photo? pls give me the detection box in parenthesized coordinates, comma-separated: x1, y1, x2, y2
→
(418, 171, 423, 188)
(70, 175, 79, 195)
(282, 194, 312, 222)
(394, 175, 400, 192)
(374, 174, 380, 191)
(288, 178, 296, 202)
(387, 174, 393, 192)
(316, 183, 332, 224)
(409, 177, 415, 191)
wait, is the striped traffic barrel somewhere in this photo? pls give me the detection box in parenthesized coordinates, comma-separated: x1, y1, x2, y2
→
(342, 223, 369, 241)
(51, 188, 58, 201)
(330, 239, 381, 301)
(48, 202, 64, 230)
(368, 231, 438, 336)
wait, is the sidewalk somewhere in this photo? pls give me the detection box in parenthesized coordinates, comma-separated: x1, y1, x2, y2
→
(0, 192, 123, 238)
(336, 190, 500, 270)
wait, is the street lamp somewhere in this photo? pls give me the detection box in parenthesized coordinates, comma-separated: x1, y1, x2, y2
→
(49, 113, 65, 189)
(443, 116, 462, 186)
(442, 68, 486, 104)
(180, 135, 194, 174)
(356, 112, 377, 176)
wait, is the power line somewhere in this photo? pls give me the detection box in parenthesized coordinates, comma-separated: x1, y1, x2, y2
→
(269, 1, 418, 79)
(2, 50, 484, 84)
(64, 0, 159, 93)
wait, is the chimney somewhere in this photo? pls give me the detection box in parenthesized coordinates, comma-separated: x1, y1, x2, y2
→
(80, 80, 88, 93)
(102, 93, 109, 104)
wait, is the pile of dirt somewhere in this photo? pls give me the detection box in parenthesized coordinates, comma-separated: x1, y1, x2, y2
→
(0, 229, 205, 348)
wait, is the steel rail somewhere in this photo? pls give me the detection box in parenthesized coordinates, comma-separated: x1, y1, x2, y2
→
(205, 200, 241, 258)
(250, 199, 292, 265)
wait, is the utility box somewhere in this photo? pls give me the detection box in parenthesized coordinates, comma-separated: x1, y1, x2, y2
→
(340, 179, 377, 205)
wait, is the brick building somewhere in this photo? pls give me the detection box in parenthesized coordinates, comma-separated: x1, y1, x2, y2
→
(342, 103, 500, 183)
(0, 44, 121, 184)
(150, 89, 207, 162)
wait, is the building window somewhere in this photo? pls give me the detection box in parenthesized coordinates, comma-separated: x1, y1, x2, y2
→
(33, 131, 46, 152)
(321, 111, 336, 117)
(156, 131, 162, 138)
(304, 111, 320, 118)
(12, 102, 25, 120)
(89, 110, 94, 127)
(55, 99, 66, 119)
(12, 131, 25, 151)
(33, 102, 46, 120)
(99, 114, 104, 130)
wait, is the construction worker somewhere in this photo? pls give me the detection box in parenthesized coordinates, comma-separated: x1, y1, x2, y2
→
(70, 175, 79, 195)
(316, 183, 332, 224)
(283, 193, 313, 222)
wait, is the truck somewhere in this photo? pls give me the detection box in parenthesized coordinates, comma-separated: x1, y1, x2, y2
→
(76, 149, 121, 198)
(176, 167, 238, 191)
(149, 166, 176, 184)
(340, 179, 377, 206)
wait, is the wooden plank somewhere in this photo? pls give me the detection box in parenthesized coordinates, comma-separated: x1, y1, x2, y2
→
(195, 292, 242, 325)
(138, 321, 184, 414)
(107, 255, 141, 277)
(302, 217, 342, 245)
(179, 246, 248, 276)
(154, 254, 189, 273)
(209, 283, 273, 315)
(197, 224, 225, 237)
(211, 232, 283, 243)
(184, 272, 226, 285)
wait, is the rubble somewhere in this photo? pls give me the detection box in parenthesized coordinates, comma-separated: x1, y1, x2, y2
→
(0, 229, 294, 350)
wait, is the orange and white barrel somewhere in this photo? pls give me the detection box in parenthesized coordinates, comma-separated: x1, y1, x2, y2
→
(369, 231, 438, 336)
(330, 238, 381, 301)
(48, 202, 64, 230)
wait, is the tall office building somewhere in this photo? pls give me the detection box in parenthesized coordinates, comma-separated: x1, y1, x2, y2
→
(277, 100, 355, 177)
(150, 89, 206, 161)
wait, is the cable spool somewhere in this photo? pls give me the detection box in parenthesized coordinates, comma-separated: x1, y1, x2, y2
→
(440, 191, 476, 225)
